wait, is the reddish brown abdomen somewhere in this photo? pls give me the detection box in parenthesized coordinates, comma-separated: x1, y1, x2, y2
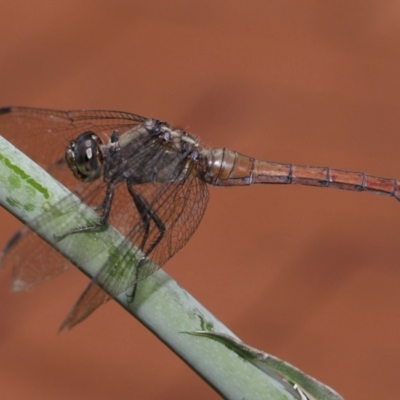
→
(201, 147, 400, 200)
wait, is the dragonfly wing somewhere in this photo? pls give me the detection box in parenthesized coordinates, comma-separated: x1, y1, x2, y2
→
(59, 281, 111, 330)
(94, 159, 209, 297)
(0, 226, 70, 290)
(0, 107, 147, 299)
(0, 156, 88, 288)
(0, 107, 210, 328)
(0, 106, 147, 190)
(62, 155, 209, 328)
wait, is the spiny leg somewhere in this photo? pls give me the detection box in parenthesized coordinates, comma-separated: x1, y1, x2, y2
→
(55, 183, 115, 240)
(127, 187, 152, 301)
(126, 184, 165, 301)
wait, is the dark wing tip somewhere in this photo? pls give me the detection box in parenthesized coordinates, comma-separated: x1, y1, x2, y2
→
(0, 107, 13, 115)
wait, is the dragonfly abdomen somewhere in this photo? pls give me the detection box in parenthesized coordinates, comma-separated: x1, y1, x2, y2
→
(254, 160, 400, 199)
(201, 147, 400, 200)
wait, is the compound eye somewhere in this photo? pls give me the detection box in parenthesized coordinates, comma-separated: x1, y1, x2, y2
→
(66, 131, 103, 181)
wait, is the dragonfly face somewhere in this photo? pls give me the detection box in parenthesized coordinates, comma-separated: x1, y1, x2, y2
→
(65, 131, 103, 182)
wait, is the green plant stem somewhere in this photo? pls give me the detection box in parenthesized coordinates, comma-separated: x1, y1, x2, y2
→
(0, 135, 298, 400)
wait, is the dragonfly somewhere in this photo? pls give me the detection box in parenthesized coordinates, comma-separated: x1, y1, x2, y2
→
(0, 106, 399, 329)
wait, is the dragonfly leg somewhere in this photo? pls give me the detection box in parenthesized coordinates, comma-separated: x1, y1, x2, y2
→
(127, 184, 165, 298)
(55, 183, 115, 239)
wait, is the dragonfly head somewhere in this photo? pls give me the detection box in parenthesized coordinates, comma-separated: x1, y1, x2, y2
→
(65, 131, 104, 182)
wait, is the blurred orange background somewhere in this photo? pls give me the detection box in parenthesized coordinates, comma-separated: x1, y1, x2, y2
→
(1, 2, 400, 399)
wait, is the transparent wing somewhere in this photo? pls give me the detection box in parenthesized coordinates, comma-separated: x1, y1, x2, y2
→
(0, 107, 147, 289)
(60, 171, 209, 329)
(59, 282, 110, 330)
(61, 143, 209, 329)
(0, 106, 146, 184)
(0, 227, 70, 290)
(0, 107, 209, 329)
